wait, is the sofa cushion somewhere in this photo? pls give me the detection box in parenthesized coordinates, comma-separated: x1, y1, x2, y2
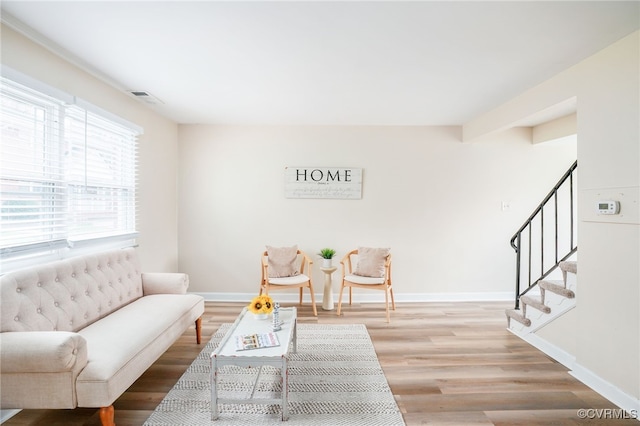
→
(75, 293, 204, 407)
(0, 248, 143, 333)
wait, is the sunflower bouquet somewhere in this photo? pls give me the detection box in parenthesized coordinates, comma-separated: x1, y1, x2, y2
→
(248, 295, 274, 315)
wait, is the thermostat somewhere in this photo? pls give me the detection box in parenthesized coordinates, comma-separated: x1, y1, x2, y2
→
(597, 200, 620, 215)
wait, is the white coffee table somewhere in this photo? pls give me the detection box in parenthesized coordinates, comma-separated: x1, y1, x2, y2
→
(210, 306, 297, 421)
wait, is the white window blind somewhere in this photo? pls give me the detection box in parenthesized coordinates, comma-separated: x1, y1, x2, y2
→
(65, 106, 138, 244)
(0, 78, 67, 254)
(1, 74, 140, 259)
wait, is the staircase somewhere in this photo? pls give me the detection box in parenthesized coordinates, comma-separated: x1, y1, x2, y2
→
(506, 160, 578, 333)
(506, 260, 576, 333)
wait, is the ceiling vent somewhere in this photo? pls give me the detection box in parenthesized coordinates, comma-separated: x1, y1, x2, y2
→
(129, 91, 164, 105)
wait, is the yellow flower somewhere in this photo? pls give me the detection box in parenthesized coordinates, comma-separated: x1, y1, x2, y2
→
(249, 295, 274, 314)
(261, 295, 273, 312)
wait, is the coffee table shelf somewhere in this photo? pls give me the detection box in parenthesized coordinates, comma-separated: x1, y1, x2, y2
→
(210, 306, 297, 421)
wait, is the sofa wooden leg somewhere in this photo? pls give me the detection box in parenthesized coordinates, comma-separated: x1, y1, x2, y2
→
(195, 316, 202, 344)
(99, 405, 115, 426)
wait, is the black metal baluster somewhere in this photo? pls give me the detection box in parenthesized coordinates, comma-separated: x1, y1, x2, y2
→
(515, 232, 521, 309)
(554, 189, 559, 264)
(570, 170, 575, 250)
(528, 224, 532, 288)
(540, 209, 544, 278)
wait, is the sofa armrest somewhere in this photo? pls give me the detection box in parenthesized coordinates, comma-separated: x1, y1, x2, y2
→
(0, 331, 88, 373)
(141, 272, 189, 295)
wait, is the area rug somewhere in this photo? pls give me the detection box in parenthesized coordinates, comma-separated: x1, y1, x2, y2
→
(143, 323, 405, 426)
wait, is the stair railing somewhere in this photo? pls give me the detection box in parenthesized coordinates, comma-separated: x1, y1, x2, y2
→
(510, 160, 578, 309)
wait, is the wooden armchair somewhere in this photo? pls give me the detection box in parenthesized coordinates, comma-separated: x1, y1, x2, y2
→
(337, 248, 394, 322)
(260, 246, 317, 316)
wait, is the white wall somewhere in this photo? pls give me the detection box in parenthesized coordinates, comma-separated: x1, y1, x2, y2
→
(465, 31, 640, 408)
(575, 31, 639, 404)
(177, 124, 576, 299)
(1, 25, 181, 272)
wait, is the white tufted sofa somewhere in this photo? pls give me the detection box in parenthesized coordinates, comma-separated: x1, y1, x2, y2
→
(0, 248, 204, 426)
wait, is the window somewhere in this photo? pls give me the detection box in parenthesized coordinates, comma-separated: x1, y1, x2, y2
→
(0, 71, 140, 265)
(64, 105, 138, 244)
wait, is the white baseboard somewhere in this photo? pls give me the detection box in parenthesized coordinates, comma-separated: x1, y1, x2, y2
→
(511, 329, 577, 369)
(0, 409, 21, 423)
(193, 291, 514, 303)
(570, 365, 640, 421)
(511, 330, 640, 421)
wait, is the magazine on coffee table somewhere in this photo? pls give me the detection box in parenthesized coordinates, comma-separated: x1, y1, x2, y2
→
(235, 332, 281, 351)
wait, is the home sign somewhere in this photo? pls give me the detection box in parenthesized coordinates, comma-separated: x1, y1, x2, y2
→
(284, 167, 362, 199)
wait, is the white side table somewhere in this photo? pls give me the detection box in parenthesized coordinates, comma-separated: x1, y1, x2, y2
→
(320, 266, 338, 310)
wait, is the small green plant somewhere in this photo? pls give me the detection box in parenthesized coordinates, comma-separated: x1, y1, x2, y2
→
(318, 248, 336, 259)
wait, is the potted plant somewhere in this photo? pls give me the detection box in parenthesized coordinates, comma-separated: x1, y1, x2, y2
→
(318, 248, 336, 268)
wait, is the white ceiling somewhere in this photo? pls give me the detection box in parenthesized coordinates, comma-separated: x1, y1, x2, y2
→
(2, 1, 639, 126)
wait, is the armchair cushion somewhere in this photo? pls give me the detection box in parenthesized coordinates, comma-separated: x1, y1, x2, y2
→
(354, 247, 390, 278)
(266, 245, 300, 278)
(345, 274, 386, 285)
(268, 274, 310, 286)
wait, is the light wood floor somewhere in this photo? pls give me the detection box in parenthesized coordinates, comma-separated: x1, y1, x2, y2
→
(3, 301, 636, 425)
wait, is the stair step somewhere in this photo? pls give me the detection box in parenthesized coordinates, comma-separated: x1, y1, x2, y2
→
(505, 309, 531, 327)
(559, 261, 577, 274)
(539, 280, 575, 299)
(520, 295, 551, 313)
